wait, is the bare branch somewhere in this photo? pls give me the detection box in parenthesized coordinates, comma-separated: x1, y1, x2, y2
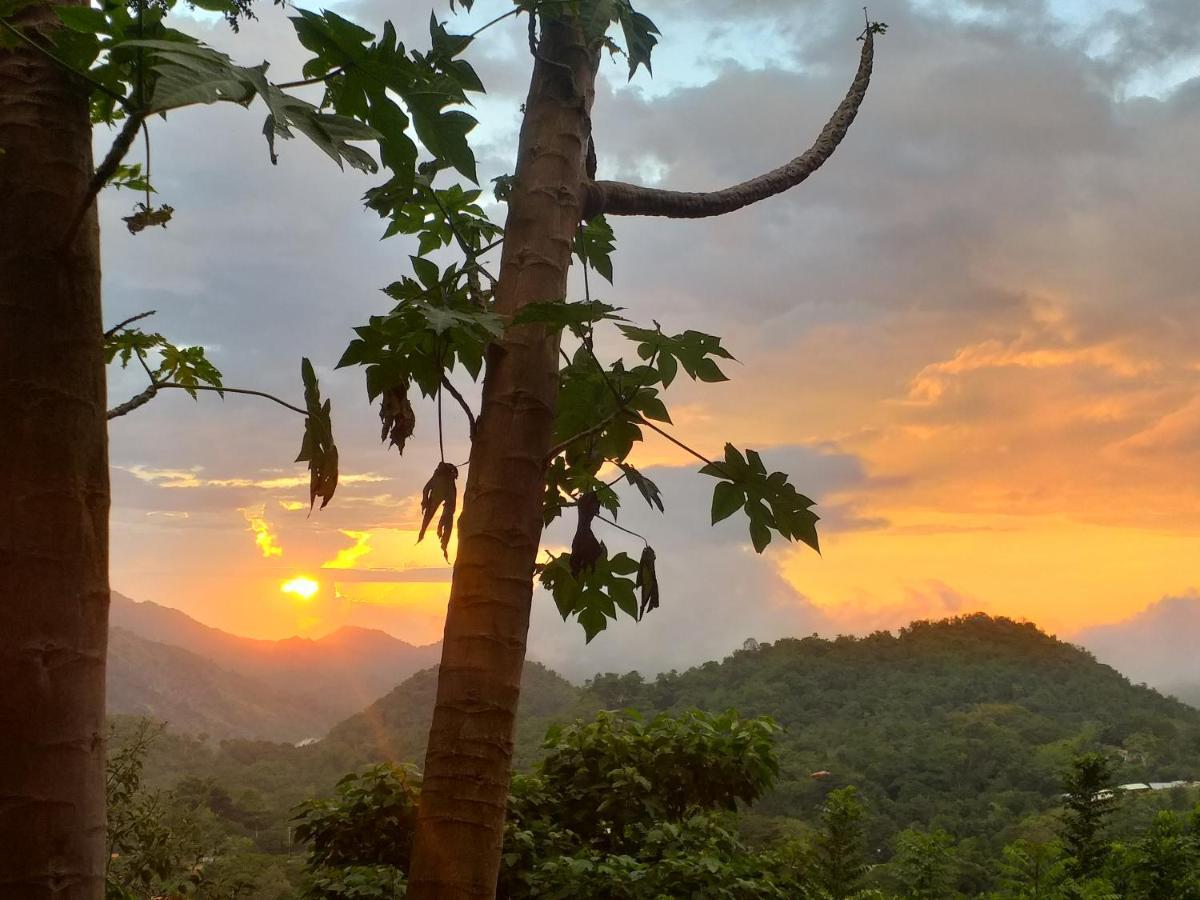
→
(104, 310, 157, 339)
(582, 27, 877, 220)
(107, 382, 309, 420)
(107, 384, 159, 419)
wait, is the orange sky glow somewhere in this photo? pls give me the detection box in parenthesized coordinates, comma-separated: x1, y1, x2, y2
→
(103, 1, 1200, 662)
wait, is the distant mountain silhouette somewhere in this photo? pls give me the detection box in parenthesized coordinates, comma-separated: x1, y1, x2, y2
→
(109, 592, 442, 735)
(108, 627, 332, 742)
(1074, 594, 1200, 705)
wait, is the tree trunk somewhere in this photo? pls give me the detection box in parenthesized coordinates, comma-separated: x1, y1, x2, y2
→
(0, 1, 109, 897)
(407, 16, 598, 900)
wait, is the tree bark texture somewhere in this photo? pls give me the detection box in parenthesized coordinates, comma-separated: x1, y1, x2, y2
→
(406, 16, 599, 900)
(0, 1, 110, 897)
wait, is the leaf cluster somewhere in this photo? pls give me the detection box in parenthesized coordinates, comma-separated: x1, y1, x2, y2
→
(337, 257, 501, 408)
(105, 326, 224, 398)
(703, 444, 821, 554)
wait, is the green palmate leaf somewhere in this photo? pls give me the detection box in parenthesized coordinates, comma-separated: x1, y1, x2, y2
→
(701, 444, 820, 554)
(339, 259, 500, 402)
(297, 358, 339, 511)
(538, 549, 640, 642)
(616, 2, 660, 79)
(156, 344, 223, 397)
(55, 5, 108, 34)
(574, 216, 616, 283)
(617, 324, 735, 388)
(710, 481, 744, 524)
(512, 300, 625, 336)
(116, 39, 380, 172)
(105, 329, 164, 368)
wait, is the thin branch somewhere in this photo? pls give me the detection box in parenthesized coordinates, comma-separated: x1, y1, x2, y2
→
(155, 383, 309, 416)
(276, 66, 345, 90)
(104, 310, 157, 339)
(596, 513, 649, 546)
(544, 409, 622, 462)
(477, 236, 505, 256)
(582, 27, 877, 220)
(468, 6, 519, 38)
(441, 375, 477, 439)
(107, 381, 309, 420)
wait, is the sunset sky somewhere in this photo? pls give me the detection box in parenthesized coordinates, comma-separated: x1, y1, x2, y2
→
(102, 0, 1200, 676)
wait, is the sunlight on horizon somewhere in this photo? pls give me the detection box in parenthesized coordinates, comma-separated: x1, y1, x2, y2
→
(281, 576, 320, 601)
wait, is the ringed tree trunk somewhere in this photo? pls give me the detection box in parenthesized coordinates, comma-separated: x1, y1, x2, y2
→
(0, 1, 110, 897)
(407, 15, 599, 900)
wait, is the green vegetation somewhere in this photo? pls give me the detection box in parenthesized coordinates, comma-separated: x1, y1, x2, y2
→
(110, 615, 1200, 896)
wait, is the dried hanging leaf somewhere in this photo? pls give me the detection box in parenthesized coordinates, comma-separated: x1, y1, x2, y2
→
(570, 492, 604, 577)
(636, 545, 659, 620)
(296, 358, 338, 511)
(123, 202, 175, 234)
(379, 385, 415, 454)
(418, 462, 458, 560)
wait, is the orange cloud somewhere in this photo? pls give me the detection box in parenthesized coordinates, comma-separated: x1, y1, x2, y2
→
(239, 505, 283, 559)
(323, 530, 374, 570)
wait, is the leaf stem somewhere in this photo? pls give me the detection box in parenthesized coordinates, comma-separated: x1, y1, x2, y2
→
(595, 513, 649, 546)
(159, 383, 309, 416)
(441, 375, 477, 439)
(276, 66, 345, 90)
(468, 7, 519, 38)
(107, 382, 310, 420)
(63, 112, 146, 247)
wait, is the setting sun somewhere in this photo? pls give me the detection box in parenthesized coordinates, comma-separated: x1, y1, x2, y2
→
(281, 576, 319, 601)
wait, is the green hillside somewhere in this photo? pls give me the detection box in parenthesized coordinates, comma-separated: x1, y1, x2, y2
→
(591, 615, 1200, 851)
(124, 614, 1200, 895)
(327, 660, 587, 770)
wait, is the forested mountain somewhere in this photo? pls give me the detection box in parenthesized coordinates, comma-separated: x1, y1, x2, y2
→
(591, 615, 1200, 853)
(119, 614, 1200, 896)
(1076, 595, 1200, 703)
(108, 627, 333, 742)
(110, 592, 442, 728)
(328, 661, 585, 769)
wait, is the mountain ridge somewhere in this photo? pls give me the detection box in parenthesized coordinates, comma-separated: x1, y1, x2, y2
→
(109, 592, 443, 736)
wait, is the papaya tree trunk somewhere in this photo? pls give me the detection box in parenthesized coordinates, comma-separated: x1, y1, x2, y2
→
(0, 1, 109, 897)
(407, 16, 599, 900)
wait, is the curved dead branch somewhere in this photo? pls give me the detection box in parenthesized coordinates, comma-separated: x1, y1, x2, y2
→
(582, 27, 877, 220)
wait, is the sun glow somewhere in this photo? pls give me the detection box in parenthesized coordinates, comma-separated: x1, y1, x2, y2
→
(281, 576, 320, 601)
